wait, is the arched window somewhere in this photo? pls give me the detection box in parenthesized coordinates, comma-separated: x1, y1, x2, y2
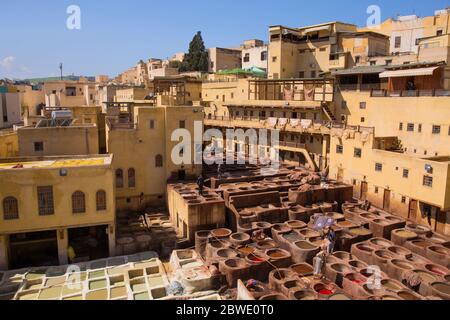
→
(116, 169, 124, 188)
(155, 155, 163, 168)
(96, 190, 107, 211)
(3, 197, 19, 220)
(72, 191, 86, 214)
(128, 168, 136, 188)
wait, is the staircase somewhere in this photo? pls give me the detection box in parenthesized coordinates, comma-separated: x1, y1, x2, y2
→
(322, 103, 337, 122)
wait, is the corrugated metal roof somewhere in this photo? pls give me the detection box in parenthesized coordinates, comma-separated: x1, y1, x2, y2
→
(331, 66, 387, 76)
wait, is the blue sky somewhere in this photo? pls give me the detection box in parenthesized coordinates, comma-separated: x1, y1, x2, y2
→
(0, 0, 448, 79)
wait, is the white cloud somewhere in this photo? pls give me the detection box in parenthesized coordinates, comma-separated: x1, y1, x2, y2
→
(0, 56, 16, 69)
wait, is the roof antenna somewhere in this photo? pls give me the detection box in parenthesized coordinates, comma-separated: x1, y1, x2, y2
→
(59, 63, 63, 80)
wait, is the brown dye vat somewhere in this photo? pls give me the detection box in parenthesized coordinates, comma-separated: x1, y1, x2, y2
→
(332, 251, 352, 261)
(430, 282, 450, 300)
(229, 232, 251, 246)
(381, 279, 404, 292)
(337, 221, 357, 229)
(406, 223, 431, 235)
(216, 249, 238, 260)
(272, 224, 292, 235)
(237, 245, 256, 257)
(298, 229, 320, 239)
(259, 294, 288, 301)
(351, 244, 375, 263)
(291, 263, 314, 277)
(348, 260, 367, 270)
(369, 238, 393, 248)
(307, 236, 323, 247)
(256, 240, 277, 250)
(388, 246, 412, 258)
(412, 270, 437, 284)
(397, 290, 422, 300)
(331, 263, 352, 274)
(211, 228, 232, 239)
(286, 220, 307, 230)
(445, 274, 450, 282)
(391, 259, 414, 270)
(328, 293, 352, 300)
(369, 295, 401, 300)
(289, 289, 317, 300)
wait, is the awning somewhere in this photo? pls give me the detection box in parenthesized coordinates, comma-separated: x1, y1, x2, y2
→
(379, 66, 439, 78)
(303, 25, 331, 34)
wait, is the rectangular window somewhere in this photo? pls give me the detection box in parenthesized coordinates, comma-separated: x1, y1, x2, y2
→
(354, 148, 362, 158)
(375, 163, 383, 172)
(359, 102, 366, 109)
(386, 59, 393, 66)
(370, 61, 376, 66)
(311, 71, 317, 78)
(395, 36, 402, 49)
(401, 196, 406, 204)
(437, 29, 443, 36)
(299, 71, 305, 78)
(34, 141, 44, 152)
(355, 56, 361, 64)
(179, 120, 186, 129)
(37, 186, 54, 216)
(243, 53, 250, 62)
(418, 124, 422, 133)
(149, 120, 155, 129)
(261, 51, 267, 61)
(403, 169, 409, 178)
(336, 145, 344, 154)
(399, 123, 403, 131)
(341, 101, 347, 109)
(423, 176, 433, 188)
(292, 112, 298, 119)
(432, 125, 441, 134)
(375, 187, 379, 194)
(407, 123, 414, 132)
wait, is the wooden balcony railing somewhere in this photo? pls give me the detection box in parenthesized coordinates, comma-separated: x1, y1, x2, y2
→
(370, 89, 450, 97)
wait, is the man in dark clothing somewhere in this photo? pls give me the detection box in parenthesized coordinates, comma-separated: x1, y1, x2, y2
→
(197, 175, 205, 195)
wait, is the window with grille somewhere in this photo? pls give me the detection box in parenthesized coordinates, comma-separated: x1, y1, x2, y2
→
(403, 169, 409, 178)
(128, 168, 136, 188)
(3, 197, 19, 220)
(407, 123, 414, 132)
(423, 176, 433, 187)
(432, 125, 441, 134)
(96, 190, 106, 211)
(37, 186, 54, 216)
(395, 36, 402, 49)
(116, 169, 124, 188)
(354, 148, 362, 158)
(375, 163, 383, 172)
(336, 145, 343, 154)
(72, 191, 86, 214)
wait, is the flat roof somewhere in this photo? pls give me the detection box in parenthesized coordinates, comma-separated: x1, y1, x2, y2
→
(0, 155, 113, 171)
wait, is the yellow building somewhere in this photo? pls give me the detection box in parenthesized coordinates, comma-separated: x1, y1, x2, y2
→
(17, 123, 99, 157)
(106, 98, 203, 213)
(268, 22, 390, 79)
(0, 154, 116, 270)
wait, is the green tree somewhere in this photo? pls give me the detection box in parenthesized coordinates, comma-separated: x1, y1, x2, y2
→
(180, 31, 209, 72)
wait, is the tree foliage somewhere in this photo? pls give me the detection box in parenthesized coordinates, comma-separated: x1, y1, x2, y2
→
(180, 31, 209, 72)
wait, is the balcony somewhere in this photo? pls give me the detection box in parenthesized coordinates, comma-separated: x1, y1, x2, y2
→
(278, 141, 307, 149)
(370, 89, 450, 97)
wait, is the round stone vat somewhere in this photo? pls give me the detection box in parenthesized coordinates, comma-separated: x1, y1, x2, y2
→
(387, 259, 415, 280)
(210, 228, 232, 239)
(229, 232, 251, 247)
(391, 229, 418, 246)
(289, 289, 317, 300)
(430, 282, 450, 300)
